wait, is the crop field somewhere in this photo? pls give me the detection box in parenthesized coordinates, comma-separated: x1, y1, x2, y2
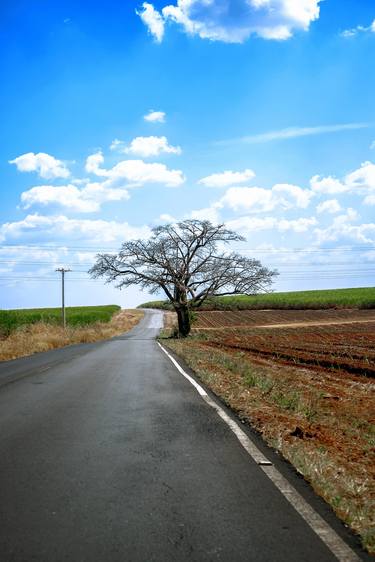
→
(0, 305, 121, 338)
(141, 286, 375, 311)
(164, 308, 375, 552)
(200, 287, 375, 310)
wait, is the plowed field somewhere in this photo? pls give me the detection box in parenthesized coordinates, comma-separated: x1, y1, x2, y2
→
(193, 310, 375, 377)
(194, 308, 375, 329)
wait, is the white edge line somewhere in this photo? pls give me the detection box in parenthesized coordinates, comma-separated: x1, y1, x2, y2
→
(158, 342, 207, 396)
(157, 342, 361, 562)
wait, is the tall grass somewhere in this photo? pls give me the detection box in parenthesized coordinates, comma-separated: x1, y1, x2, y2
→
(0, 305, 121, 338)
(0, 309, 143, 361)
(139, 287, 375, 311)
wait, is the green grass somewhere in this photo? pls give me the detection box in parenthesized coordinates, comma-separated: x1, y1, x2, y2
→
(139, 287, 375, 311)
(0, 305, 121, 337)
(139, 300, 174, 310)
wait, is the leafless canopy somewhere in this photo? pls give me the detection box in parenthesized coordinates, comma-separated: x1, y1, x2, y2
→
(89, 220, 278, 308)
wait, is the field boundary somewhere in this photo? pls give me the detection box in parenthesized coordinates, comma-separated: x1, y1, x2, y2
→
(194, 318, 375, 330)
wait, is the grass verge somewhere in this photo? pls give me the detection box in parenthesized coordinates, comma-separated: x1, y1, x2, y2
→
(163, 332, 375, 554)
(0, 309, 143, 361)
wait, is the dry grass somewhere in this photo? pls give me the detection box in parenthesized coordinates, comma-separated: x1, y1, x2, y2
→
(164, 325, 375, 554)
(0, 309, 144, 362)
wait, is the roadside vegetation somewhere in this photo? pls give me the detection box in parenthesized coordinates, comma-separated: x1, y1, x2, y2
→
(141, 286, 375, 311)
(0, 307, 143, 361)
(161, 308, 375, 553)
(0, 305, 121, 338)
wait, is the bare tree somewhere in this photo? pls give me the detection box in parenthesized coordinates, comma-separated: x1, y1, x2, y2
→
(89, 220, 278, 337)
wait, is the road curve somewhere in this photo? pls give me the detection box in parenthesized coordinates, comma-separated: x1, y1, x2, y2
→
(0, 310, 367, 561)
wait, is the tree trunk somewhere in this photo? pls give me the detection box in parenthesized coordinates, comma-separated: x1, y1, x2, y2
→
(176, 304, 191, 337)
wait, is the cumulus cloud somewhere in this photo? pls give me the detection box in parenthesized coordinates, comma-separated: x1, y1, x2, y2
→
(9, 152, 70, 180)
(15, 149, 185, 214)
(144, 109, 166, 123)
(346, 161, 375, 190)
(85, 151, 108, 176)
(111, 136, 181, 157)
(310, 175, 347, 194)
(137, 2, 165, 42)
(273, 184, 313, 208)
(85, 151, 185, 187)
(198, 168, 255, 188)
(190, 205, 221, 223)
(227, 215, 317, 233)
(217, 183, 313, 213)
(20, 183, 130, 213)
(106, 160, 184, 187)
(138, 0, 322, 43)
(0, 213, 151, 244)
(314, 208, 375, 245)
(311, 162, 375, 203)
(316, 199, 342, 214)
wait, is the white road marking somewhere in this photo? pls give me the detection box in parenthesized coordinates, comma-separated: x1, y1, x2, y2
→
(158, 342, 361, 562)
(158, 342, 207, 396)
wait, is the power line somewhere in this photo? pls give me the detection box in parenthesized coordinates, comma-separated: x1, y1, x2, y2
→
(0, 243, 374, 254)
(1, 258, 375, 268)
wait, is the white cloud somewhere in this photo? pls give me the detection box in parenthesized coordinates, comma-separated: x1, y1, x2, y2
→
(345, 161, 375, 190)
(314, 208, 375, 245)
(111, 136, 181, 157)
(311, 162, 375, 203)
(198, 168, 255, 188)
(0, 214, 151, 244)
(20, 183, 130, 213)
(273, 183, 312, 208)
(149, 0, 322, 43)
(341, 19, 375, 38)
(226, 215, 317, 233)
(107, 160, 184, 187)
(219, 187, 274, 212)
(316, 199, 342, 214)
(217, 184, 313, 213)
(190, 205, 221, 223)
(109, 139, 126, 152)
(159, 213, 177, 222)
(137, 2, 165, 42)
(144, 109, 166, 123)
(9, 152, 70, 180)
(277, 217, 317, 232)
(364, 195, 375, 206)
(310, 175, 347, 194)
(85, 152, 185, 187)
(217, 123, 369, 146)
(85, 151, 108, 176)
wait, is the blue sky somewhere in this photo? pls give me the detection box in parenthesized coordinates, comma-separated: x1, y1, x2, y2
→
(0, 0, 374, 309)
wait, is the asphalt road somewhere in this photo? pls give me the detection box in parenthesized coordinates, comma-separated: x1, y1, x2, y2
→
(0, 310, 366, 561)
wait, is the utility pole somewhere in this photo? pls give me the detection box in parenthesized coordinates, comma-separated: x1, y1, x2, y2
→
(56, 268, 71, 328)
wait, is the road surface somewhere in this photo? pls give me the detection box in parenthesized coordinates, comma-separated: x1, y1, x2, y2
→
(0, 310, 367, 561)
